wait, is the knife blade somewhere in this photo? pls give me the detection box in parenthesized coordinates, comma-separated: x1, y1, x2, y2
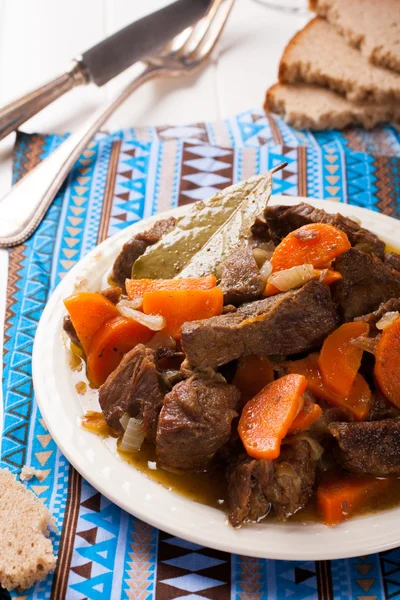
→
(81, 0, 211, 86)
(0, 0, 211, 141)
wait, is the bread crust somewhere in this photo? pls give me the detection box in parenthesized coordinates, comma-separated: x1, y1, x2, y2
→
(265, 82, 400, 130)
(278, 17, 400, 103)
(308, 0, 400, 73)
(0, 469, 57, 591)
(278, 18, 319, 83)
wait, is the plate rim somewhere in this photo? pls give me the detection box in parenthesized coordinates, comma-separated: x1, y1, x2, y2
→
(32, 195, 400, 560)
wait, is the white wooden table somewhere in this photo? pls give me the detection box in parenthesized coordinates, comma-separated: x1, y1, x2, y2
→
(0, 0, 309, 430)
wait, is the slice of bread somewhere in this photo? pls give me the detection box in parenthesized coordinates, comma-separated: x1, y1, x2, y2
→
(310, 0, 400, 73)
(20, 466, 47, 482)
(265, 83, 400, 130)
(279, 17, 400, 103)
(0, 468, 57, 591)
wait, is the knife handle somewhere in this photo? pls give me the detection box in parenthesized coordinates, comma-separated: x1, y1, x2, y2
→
(0, 60, 89, 142)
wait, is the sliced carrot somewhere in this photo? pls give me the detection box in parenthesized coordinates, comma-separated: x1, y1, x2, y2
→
(318, 322, 369, 397)
(86, 316, 154, 387)
(238, 374, 307, 460)
(64, 292, 120, 355)
(142, 288, 223, 340)
(317, 476, 389, 526)
(315, 269, 342, 285)
(233, 356, 275, 403)
(289, 400, 322, 433)
(375, 316, 400, 408)
(126, 275, 216, 301)
(271, 223, 351, 272)
(264, 268, 342, 296)
(264, 281, 282, 296)
(284, 354, 371, 421)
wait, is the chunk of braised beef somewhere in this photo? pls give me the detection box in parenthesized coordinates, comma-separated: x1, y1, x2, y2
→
(333, 249, 400, 321)
(181, 280, 339, 369)
(222, 304, 237, 314)
(220, 246, 264, 306)
(367, 392, 400, 421)
(63, 315, 81, 348)
(101, 286, 123, 304)
(264, 202, 385, 258)
(156, 376, 240, 472)
(227, 439, 317, 527)
(249, 217, 275, 252)
(384, 252, 400, 272)
(329, 419, 400, 476)
(309, 406, 352, 441)
(112, 216, 177, 288)
(355, 298, 400, 334)
(99, 344, 165, 440)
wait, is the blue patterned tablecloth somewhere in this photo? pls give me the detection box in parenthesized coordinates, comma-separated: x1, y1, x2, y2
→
(2, 109, 400, 599)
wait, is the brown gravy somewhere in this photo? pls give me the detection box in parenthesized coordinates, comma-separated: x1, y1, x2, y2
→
(125, 441, 400, 524)
(80, 412, 400, 525)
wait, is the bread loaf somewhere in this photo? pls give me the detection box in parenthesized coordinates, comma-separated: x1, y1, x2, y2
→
(310, 0, 400, 73)
(279, 17, 400, 104)
(265, 83, 400, 130)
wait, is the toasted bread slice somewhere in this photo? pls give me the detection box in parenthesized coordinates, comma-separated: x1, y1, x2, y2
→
(279, 17, 400, 104)
(265, 82, 400, 130)
(310, 0, 400, 73)
(0, 468, 57, 591)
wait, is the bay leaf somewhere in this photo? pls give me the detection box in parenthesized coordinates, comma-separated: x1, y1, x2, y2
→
(177, 170, 276, 278)
(132, 173, 269, 279)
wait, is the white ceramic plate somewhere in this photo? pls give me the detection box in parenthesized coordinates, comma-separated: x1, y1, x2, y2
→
(33, 195, 400, 560)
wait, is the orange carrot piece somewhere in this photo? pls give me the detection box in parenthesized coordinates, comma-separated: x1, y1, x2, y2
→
(142, 287, 223, 340)
(284, 354, 371, 421)
(264, 268, 342, 296)
(64, 292, 120, 354)
(317, 476, 389, 526)
(315, 269, 343, 285)
(375, 316, 400, 408)
(264, 281, 282, 296)
(126, 275, 216, 300)
(86, 316, 154, 387)
(289, 400, 322, 433)
(318, 322, 370, 397)
(271, 223, 351, 272)
(233, 356, 275, 403)
(238, 374, 307, 460)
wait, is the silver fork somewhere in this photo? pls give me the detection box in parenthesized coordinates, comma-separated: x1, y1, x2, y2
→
(0, 0, 234, 248)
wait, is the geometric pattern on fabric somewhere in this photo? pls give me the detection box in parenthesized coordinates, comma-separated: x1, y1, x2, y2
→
(1, 111, 400, 599)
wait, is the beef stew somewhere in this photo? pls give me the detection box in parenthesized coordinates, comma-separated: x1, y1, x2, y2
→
(63, 180, 400, 529)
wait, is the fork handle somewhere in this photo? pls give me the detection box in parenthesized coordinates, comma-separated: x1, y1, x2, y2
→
(0, 61, 159, 248)
(0, 60, 89, 142)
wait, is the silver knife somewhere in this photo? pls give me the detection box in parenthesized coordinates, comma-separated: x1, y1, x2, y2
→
(0, 0, 210, 142)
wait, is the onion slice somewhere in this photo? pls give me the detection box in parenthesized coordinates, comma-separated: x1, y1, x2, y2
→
(352, 335, 379, 355)
(349, 215, 362, 226)
(119, 413, 130, 431)
(117, 299, 165, 331)
(376, 311, 400, 331)
(259, 260, 273, 284)
(268, 264, 315, 292)
(146, 330, 176, 351)
(119, 417, 146, 452)
(253, 248, 272, 268)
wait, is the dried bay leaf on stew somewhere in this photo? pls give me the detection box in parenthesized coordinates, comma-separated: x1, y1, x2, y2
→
(178, 168, 281, 278)
(132, 167, 284, 280)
